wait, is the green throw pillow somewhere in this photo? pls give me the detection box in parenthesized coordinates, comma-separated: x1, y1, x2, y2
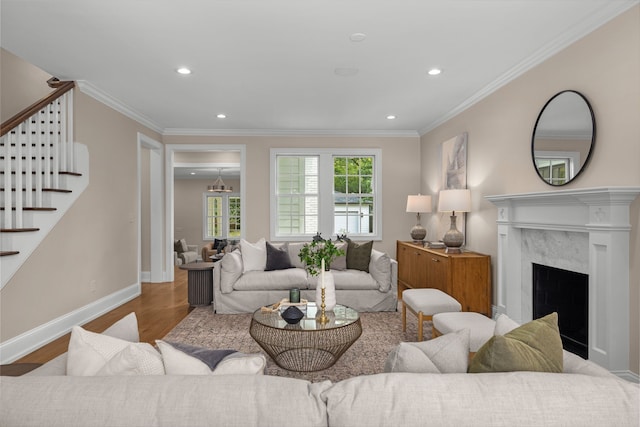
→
(468, 312, 563, 374)
(346, 241, 373, 272)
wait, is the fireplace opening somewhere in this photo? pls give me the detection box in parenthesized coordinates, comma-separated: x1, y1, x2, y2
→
(532, 263, 588, 359)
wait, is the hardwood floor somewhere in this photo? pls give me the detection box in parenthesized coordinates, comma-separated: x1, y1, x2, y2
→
(15, 267, 192, 365)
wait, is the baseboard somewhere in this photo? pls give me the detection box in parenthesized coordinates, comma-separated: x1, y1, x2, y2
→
(613, 370, 640, 383)
(140, 271, 151, 283)
(0, 282, 141, 364)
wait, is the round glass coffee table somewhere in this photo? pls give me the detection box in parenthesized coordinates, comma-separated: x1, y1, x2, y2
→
(249, 303, 362, 372)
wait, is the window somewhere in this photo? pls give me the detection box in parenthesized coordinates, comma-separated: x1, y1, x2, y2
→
(535, 157, 569, 185)
(203, 193, 241, 239)
(271, 148, 381, 240)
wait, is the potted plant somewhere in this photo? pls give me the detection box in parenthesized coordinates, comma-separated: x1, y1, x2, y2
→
(298, 238, 345, 276)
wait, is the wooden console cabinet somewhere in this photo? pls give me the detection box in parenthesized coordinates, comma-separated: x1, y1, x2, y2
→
(397, 241, 492, 316)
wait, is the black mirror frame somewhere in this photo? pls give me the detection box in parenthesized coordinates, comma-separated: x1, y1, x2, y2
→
(531, 90, 596, 186)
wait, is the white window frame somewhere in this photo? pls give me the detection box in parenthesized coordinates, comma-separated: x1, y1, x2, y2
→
(270, 148, 382, 241)
(202, 192, 241, 240)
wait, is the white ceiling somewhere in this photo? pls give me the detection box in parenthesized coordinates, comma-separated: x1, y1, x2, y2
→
(1, 0, 637, 136)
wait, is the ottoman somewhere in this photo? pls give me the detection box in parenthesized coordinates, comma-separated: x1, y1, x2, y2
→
(402, 288, 461, 341)
(432, 311, 496, 352)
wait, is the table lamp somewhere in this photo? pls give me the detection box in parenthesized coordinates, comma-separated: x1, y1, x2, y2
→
(438, 189, 471, 253)
(406, 194, 432, 242)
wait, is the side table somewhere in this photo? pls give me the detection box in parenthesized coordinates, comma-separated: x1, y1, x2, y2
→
(179, 262, 215, 307)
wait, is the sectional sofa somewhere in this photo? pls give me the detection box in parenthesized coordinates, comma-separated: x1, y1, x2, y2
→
(2, 309, 638, 426)
(212, 239, 398, 314)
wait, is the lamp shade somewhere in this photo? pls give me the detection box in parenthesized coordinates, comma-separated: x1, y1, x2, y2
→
(406, 194, 432, 213)
(438, 189, 471, 213)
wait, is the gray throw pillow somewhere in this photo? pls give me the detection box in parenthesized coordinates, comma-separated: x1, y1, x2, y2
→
(265, 242, 294, 271)
(346, 241, 373, 272)
(331, 241, 348, 271)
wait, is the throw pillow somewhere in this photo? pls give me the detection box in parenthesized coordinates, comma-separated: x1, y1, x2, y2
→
(384, 328, 470, 373)
(494, 313, 520, 336)
(95, 342, 166, 376)
(468, 312, 563, 374)
(346, 240, 373, 272)
(240, 238, 267, 273)
(174, 239, 186, 254)
(101, 312, 140, 343)
(67, 326, 165, 376)
(265, 242, 294, 271)
(214, 238, 228, 252)
(330, 241, 348, 271)
(156, 340, 266, 375)
(287, 242, 306, 269)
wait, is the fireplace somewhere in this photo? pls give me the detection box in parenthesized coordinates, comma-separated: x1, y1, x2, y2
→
(486, 187, 640, 373)
(532, 263, 588, 359)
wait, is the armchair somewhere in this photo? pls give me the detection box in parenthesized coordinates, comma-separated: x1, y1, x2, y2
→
(174, 239, 201, 265)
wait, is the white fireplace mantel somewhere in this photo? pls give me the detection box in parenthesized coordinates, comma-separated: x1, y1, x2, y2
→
(486, 187, 640, 374)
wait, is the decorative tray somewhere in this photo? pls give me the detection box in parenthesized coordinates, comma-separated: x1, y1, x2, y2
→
(261, 298, 309, 313)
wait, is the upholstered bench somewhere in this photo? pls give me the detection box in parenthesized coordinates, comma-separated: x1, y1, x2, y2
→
(432, 311, 496, 352)
(402, 288, 461, 341)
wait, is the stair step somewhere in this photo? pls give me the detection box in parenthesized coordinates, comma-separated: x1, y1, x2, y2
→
(0, 251, 20, 257)
(0, 227, 39, 232)
(0, 188, 72, 193)
(0, 171, 82, 177)
(0, 207, 56, 211)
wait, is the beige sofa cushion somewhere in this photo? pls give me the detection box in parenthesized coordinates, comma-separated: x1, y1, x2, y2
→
(322, 372, 640, 427)
(220, 250, 244, 294)
(0, 375, 331, 427)
(233, 269, 309, 291)
(369, 249, 392, 292)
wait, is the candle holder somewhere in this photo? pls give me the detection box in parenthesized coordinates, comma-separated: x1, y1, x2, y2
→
(318, 287, 329, 324)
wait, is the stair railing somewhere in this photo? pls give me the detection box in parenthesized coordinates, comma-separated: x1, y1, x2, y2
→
(1, 78, 75, 230)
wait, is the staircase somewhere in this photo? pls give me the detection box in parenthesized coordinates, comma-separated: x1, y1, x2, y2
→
(0, 79, 89, 288)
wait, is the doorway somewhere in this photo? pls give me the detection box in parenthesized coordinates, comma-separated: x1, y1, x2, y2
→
(164, 144, 246, 282)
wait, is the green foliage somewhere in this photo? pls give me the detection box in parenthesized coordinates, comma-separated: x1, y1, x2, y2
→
(333, 156, 373, 194)
(298, 239, 345, 276)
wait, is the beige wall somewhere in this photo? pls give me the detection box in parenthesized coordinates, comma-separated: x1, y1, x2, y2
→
(0, 49, 55, 122)
(0, 50, 162, 341)
(420, 6, 640, 374)
(163, 135, 422, 257)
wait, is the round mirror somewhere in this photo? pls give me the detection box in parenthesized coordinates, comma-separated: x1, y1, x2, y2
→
(531, 90, 596, 186)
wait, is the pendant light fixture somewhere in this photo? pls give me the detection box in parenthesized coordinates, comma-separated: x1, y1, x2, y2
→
(207, 168, 233, 193)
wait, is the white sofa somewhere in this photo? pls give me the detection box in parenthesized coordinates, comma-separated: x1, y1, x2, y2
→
(2, 311, 638, 427)
(213, 241, 398, 314)
(2, 353, 638, 427)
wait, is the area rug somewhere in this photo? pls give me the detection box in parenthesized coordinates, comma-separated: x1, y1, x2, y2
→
(163, 307, 429, 382)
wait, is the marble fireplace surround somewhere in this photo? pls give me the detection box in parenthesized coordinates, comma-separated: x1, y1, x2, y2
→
(486, 187, 640, 373)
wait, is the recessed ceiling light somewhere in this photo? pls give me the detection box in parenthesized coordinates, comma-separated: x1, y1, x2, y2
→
(216, 114, 227, 119)
(190, 172, 196, 175)
(386, 115, 396, 120)
(176, 67, 192, 75)
(428, 68, 442, 76)
(350, 33, 367, 42)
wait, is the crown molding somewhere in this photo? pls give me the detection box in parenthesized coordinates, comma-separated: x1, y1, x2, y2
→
(162, 128, 420, 138)
(418, 1, 639, 136)
(76, 80, 164, 134)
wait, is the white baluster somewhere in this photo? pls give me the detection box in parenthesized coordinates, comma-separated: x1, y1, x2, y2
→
(59, 96, 67, 172)
(35, 113, 43, 208)
(51, 101, 59, 189)
(66, 90, 74, 172)
(2, 134, 12, 229)
(15, 124, 23, 228)
(44, 107, 51, 189)
(25, 119, 33, 208)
